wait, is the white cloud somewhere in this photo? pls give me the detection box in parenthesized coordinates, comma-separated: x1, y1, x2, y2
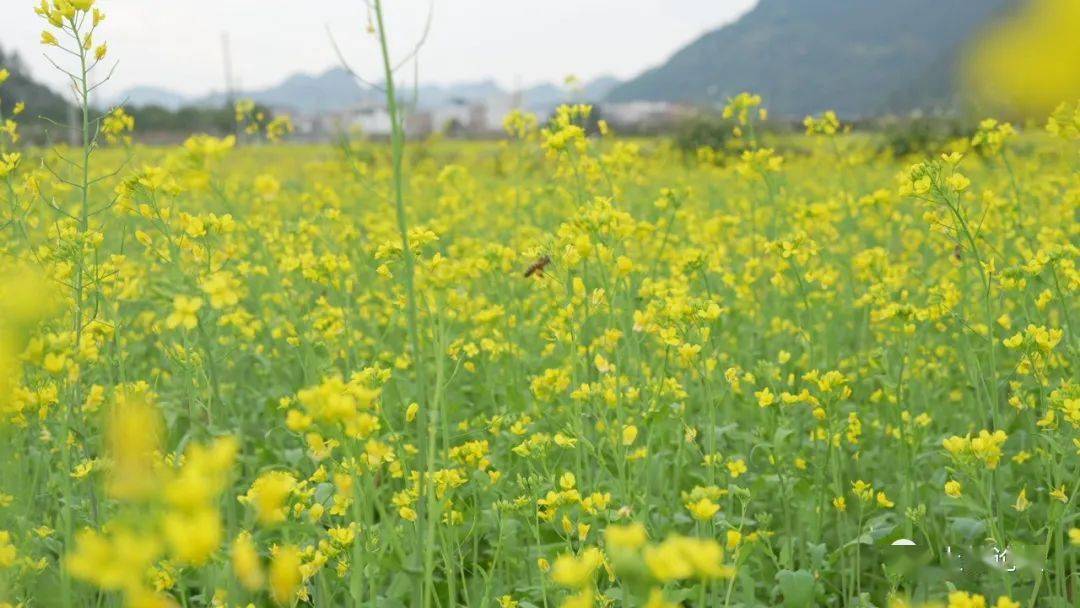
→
(2, 0, 756, 99)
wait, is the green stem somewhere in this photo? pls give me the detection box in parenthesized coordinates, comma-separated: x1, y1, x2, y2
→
(370, 2, 435, 605)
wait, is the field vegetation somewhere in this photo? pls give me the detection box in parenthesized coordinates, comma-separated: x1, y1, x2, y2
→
(0, 1, 1078, 607)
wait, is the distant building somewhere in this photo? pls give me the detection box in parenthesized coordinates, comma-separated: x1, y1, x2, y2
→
(601, 101, 686, 129)
(428, 98, 479, 135)
(268, 107, 319, 137)
(344, 105, 394, 137)
(268, 95, 692, 142)
(478, 94, 518, 133)
(405, 112, 433, 137)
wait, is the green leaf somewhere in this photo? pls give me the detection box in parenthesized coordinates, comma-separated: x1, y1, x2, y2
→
(776, 569, 815, 608)
(948, 517, 986, 544)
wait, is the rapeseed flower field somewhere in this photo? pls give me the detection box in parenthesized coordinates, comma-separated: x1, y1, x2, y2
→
(1, 1, 1078, 607)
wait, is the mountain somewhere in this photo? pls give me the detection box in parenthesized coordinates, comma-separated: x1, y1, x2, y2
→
(193, 68, 367, 112)
(0, 45, 70, 121)
(519, 82, 565, 112)
(607, 0, 1019, 117)
(406, 80, 505, 110)
(113, 85, 190, 111)
(581, 76, 620, 102)
(516, 76, 621, 112)
(187, 70, 507, 112)
(112, 67, 621, 116)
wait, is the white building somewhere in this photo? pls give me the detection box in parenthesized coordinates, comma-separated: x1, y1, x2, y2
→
(345, 105, 394, 137)
(429, 98, 478, 134)
(602, 101, 683, 128)
(307, 104, 394, 138)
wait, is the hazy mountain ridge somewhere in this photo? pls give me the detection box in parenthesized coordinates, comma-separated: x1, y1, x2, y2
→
(111, 68, 620, 115)
(117, 86, 190, 111)
(606, 0, 1019, 117)
(0, 45, 70, 121)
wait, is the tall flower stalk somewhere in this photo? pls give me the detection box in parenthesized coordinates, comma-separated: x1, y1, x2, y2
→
(35, 1, 120, 600)
(368, 1, 438, 605)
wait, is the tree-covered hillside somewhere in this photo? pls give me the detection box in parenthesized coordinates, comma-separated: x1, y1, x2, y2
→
(607, 0, 1018, 117)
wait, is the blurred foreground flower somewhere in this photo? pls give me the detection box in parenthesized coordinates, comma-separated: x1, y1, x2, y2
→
(966, 0, 1080, 114)
(0, 270, 55, 416)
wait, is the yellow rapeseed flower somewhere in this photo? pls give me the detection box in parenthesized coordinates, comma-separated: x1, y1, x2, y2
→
(269, 545, 302, 605)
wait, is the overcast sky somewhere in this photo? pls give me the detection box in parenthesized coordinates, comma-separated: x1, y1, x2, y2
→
(2, 0, 756, 100)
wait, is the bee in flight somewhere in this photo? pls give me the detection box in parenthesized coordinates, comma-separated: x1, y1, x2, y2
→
(523, 255, 552, 278)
